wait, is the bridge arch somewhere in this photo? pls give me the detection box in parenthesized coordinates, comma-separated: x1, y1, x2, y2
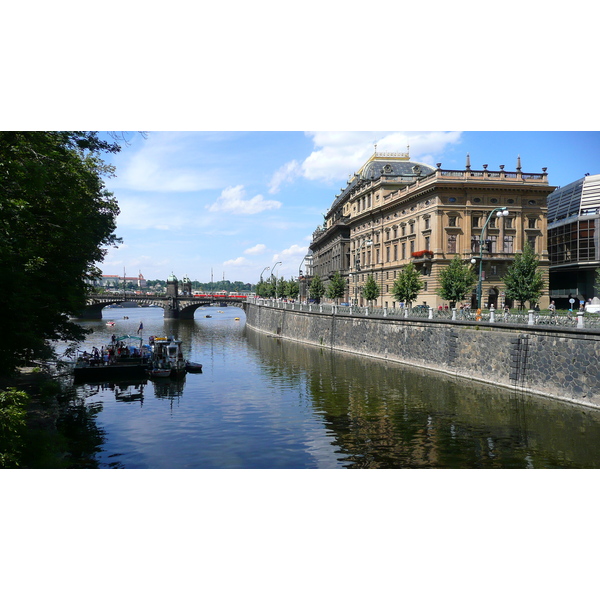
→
(80, 295, 247, 320)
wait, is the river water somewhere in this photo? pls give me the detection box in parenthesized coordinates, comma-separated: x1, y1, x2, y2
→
(60, 305, 600, 468)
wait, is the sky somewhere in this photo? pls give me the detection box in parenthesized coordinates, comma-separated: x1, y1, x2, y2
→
(97, 131, 600, 285)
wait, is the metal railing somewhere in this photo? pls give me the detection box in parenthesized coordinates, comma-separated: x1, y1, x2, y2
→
(249, 298, 600, 330)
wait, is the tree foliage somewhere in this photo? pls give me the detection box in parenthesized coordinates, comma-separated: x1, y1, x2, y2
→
(502, 242, 545, 308)
(437, 256, 478, 306)
(0, 132, 121, 376)
(309, 275, 325, 303)
(285, 278, 299, 299)
(325, 271, 346, 303)
(362, 274, 380, 304)
(391, 263, 423, 306)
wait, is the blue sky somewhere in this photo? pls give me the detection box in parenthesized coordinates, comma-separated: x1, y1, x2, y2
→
(98, 131, 600, 285)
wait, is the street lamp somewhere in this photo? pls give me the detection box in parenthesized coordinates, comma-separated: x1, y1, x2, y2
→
(353, 238, 372, 305)
(259, 266, 270, 281)
(474, 207, 509, 309)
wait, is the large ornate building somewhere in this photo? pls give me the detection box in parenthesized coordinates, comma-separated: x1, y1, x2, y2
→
(309, 150, 555, 308)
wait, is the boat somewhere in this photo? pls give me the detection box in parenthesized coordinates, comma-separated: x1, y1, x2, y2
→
(185, 361, 203, 373)
(205, 314, 212, 318)
(73, 335, 152, 382)
(106, 321, 116, 327)
(148, 367, 172, 378)
(149, 337, 187, 377)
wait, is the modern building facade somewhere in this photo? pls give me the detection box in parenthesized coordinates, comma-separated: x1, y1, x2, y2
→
(548, 174, 600, 306)
(309, 150, 555, 308)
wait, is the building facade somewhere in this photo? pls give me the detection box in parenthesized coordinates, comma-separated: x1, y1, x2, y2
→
(309, 150, 555, 308)
(548, 174, 600, 307)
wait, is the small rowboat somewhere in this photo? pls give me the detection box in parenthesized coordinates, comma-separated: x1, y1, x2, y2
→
(148, 368, 171, 378)
(185, 361, 203, 373)
(106, 321, 116, 327)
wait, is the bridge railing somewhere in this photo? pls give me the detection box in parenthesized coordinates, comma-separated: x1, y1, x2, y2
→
(249, 298, 600, 331)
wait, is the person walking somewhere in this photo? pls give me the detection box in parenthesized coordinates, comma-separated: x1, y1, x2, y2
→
(137, 321, 144, 334)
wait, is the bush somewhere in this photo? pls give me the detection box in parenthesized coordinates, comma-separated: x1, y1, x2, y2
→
(0, 388, 29, 468)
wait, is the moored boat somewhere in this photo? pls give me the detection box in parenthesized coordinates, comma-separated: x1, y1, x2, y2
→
(74, 335, 152, 382)
(185, 361, 203, 373)
(149, 337, 187, 377)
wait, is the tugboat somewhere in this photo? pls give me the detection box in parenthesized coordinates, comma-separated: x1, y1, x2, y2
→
(148, 336, 187, 377)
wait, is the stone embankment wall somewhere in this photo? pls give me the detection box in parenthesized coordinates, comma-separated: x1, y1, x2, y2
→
(244, 303, 600, 409)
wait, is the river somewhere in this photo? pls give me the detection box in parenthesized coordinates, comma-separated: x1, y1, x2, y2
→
(58, 304, 600, 468)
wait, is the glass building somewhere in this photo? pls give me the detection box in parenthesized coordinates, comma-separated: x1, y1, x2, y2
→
(548, 174, 600, 305)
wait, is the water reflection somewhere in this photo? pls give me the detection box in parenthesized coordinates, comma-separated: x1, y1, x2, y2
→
(245, 328, 600, 468)
(52, 306, 600, 468)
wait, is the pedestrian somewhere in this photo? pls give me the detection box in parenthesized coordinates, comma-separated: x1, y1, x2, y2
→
(137, 321, 144, 334)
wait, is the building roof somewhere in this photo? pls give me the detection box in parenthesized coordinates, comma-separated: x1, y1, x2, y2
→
(327, 151, 436, 215)
(547, 174, 600, 224)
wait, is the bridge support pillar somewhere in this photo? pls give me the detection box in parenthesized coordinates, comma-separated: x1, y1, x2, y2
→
(78, 305, 104, 319)
(164, 307, 180, 319)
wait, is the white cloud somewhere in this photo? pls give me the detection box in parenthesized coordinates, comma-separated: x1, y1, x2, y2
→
(244, 244, 267, 255)
(272, 244, 308, 264)
(223, 256, 251, 267)
(114, 132, 224, 192)
(207, 185, 282, 215)
(299, 131, 462, 182)
(268, 159, 301, 193)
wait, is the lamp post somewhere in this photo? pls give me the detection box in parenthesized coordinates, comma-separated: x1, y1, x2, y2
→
(298, 256, 306, 303)
(270, 261, 282, 298)
(353, 238, 372, 306)
(474, 207, 509, 309)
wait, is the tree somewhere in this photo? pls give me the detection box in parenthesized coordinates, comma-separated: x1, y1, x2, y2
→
(437, 256, 478, 307)
(286, 278, 299, 300)
(0, 132, 122, 376)
(309, 275, 325, 303)
(362, 274, 380, 306)
(276, 276, 286, 298)
(325, 271, 346, 304)
(502, 242, 545, 309)
(391, 263, 423, 306)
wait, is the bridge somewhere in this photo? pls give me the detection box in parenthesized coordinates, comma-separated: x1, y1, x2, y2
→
(79, 294, 247, 320)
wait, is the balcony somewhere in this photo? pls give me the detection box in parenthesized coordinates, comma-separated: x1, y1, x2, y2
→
(411, 250, 434, 263)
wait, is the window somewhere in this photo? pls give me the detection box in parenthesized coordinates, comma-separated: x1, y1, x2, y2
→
(488, 218, 496, 228)
(425, 236, 430, 251)
(410, 222, 415, 234)
(471, 235, 480, 252)
(424, 217, 430, 229)
(447, 234, 457, 253)
(528, 236, 536, 251)
(448, 215, 457, 227)
(528, 218, 537, 228)
(472, 216, 480, 228)
(503, 236, 514, 253)
(410, 240, 415, 254)
(401, 224, 406, 236)
(423, 282, 428, 291)
(504, 218, 514, 228)
(487, 235, 497, 252)
(386, 247, 390, 263)
(401, 243, 406, 259)
(394, 245, 398, 261)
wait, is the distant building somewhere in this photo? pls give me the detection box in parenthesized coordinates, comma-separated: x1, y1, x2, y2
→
(309, 150, 555, 308)
(548, 174, 600, 306)
(101, 272, 147, 288)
